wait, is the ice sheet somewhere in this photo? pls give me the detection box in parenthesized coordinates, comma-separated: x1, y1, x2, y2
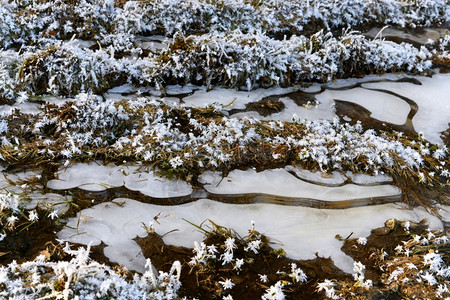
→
(0, 102, 41, 115)
(24, 193, 72, 215)
(0, 170, 42, 194)
(47, 163, 192, 198)
(315, 87, 410, 125)
(200, 169, 401, 201)
(58, 198, 444, 273)
(182, 86, 292, 110)
(362, 73, 450, 145)
(364, 27, 448, 45)
(349, 172, 393, 185)
(284, 165, 346, 186)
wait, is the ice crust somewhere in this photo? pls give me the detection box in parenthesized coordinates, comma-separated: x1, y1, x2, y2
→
(315, 87, 410, 125)
(24, 193, 72, 215)
(362, 73, 450, 145)
(0, 170, 42, 194)
(183, 86, 292, 110)
(47, 163, 192, 198)
(200, 168, 401, 201)
(58, 198, 444, 274)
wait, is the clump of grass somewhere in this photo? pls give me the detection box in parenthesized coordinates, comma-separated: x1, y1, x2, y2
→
(185, 219, 308, 299)
(7, 29, 449, 101)
(1, 0, 448, 50)
(17, 43, 133, 96)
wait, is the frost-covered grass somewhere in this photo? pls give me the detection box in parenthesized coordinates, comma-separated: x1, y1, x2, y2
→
(0, 192, 41, 242)
(17, 41, 145, 96)
(186, 219, 308, 299)
(0, 189, 68, 243)
(1, 0, 449, 49)
(318, 219, 450, 299)
(0, 243, 182, 299)
(0, 94, 448, 204)
(0, 0, 448, 100)
(7, 30, 449, 98)
(147, 30, 437, 90)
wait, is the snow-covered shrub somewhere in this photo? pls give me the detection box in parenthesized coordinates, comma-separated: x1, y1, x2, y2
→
(0, 0, 116, 48)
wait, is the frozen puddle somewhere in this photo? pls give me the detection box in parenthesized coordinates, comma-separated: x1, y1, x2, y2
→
(47, 164, 401, 205)
(183, 86, 293, 110)
(315, 87, 410, 125)
(362, 73, 450, 145)
(58, 198, 444, 274)
(285, 165, 393, 186)
(47, 163, 192, 198)
(179, 72, 450, 144)
(200, 168, 401, 202)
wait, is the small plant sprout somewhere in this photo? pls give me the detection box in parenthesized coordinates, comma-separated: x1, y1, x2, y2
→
(245, 239, 262, 254)
(28, 210, 38, 222)
(224, 237, 237, 252)
(48, 210, 59, 220)
(234, 258, 244, 271)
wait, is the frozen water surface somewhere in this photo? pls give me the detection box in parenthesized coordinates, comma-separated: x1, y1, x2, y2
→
(0, 102, 41, 115)
(315, 87, 410, 125)
(183, 86, 292, 110)
(24, 193, 72, 215)
(284, 165, 347, 186)
(363, 73, 450, 145)
(47, 163, 192, 198)
(200, 169, 401, 201)
(58, 198, 444, 274)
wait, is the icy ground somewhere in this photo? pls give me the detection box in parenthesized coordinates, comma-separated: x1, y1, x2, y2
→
(3, 72, 446, 277)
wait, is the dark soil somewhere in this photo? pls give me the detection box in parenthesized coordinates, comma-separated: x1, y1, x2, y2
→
(0, 212, 60, 265)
